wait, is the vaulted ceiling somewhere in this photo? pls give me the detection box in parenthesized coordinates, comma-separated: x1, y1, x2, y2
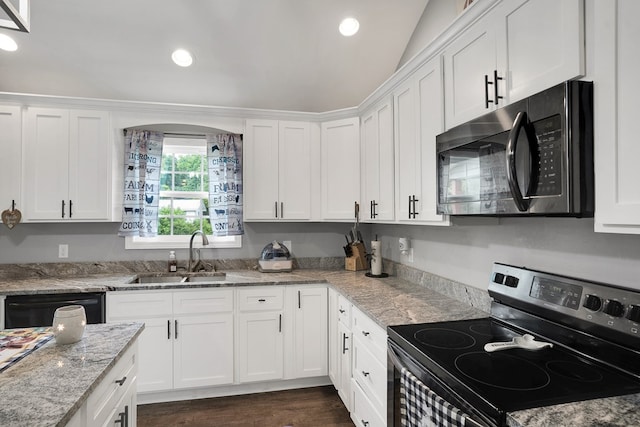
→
(0, 0, 429, 112)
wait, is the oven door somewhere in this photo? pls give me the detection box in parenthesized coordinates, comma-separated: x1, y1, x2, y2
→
(387, 340, 492, 427)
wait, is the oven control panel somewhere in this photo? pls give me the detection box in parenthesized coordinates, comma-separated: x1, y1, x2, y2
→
(489, 263, 640, 338)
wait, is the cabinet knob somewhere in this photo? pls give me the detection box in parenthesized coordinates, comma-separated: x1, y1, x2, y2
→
(362, 371, 370, 377)
(362, 331, 370, 337)
(361, 421, 369, 427)
(339, 309, 346, 314)
(115, 376, 127, 386)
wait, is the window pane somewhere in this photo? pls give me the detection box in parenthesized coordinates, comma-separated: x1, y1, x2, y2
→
(174, 153, 204, 172)
(174, 172, 204, 192)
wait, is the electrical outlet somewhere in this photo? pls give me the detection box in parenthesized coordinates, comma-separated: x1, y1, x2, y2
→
(402, 248, 414, 263)
(58, 244, 69, 259)
(283, 240, 292, 253)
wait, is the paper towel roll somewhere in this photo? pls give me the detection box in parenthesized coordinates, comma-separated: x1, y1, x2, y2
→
(371, 240, 382, 275)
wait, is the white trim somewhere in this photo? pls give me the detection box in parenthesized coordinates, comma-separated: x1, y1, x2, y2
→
(125, 234, 241, 250)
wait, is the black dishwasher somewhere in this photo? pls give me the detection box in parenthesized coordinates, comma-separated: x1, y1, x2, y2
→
(5, 292, 105, 328)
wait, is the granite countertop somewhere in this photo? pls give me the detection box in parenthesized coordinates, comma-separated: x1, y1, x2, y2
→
(1, 263, 639, 426)
(0, 322, 144, 427)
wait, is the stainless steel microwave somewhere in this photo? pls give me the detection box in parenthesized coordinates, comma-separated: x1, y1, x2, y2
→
(436, 80, 593, 216)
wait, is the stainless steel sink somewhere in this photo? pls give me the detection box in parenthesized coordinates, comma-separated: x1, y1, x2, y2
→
(128, 274, 185, 284)
(128, 272, 226, 284)
(182, 272, 227, 282)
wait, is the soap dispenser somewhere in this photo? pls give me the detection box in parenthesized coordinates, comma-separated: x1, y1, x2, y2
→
(168, 251, 178, 272)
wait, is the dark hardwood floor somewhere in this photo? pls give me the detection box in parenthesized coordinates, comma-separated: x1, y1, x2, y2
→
(137, 386, 355, 427)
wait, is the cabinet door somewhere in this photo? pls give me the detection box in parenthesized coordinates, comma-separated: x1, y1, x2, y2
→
(23, 108, 70, 220)
(361, 100, 394, 222)
(338, 321, 352, 411)
(498, 0, 584, 104)
(135, 317, 174, 393)
(321, 117, 360, 220)
(416, 57, 449, 225)
(279, 121, 312, 220)
(443, 12, 498, 128)
(593, 0, 640, 233)
(0, 105, 21, 211)
(291, 286, 328, 378)
(68, 110, 111, 220)
(237, 311, 284, 382)
(173, 313, 234, 388)
(394, 78, 420, 221)
(328, 288, 339, 386)
(107, 292, 173, 393)
(244, 119, 280, 220)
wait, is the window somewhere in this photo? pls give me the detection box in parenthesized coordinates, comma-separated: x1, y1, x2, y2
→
(125, 136, 242, 249)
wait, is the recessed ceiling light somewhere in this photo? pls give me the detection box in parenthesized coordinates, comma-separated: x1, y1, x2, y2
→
(171, 49, 193, 67)
(0, 33, 18, 52)
(339, 17, 359, 37)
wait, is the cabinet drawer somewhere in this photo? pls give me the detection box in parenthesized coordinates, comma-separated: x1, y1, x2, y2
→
(337, 294, 352, 327)
(351, 378, 386, 427)
(86, 344, 137, 427)
(107, 291, 172, 319)
(173, 289, 233, 314)
(352, 306, 387, 364)
(237, 287, 284, 311)
(352, 336, 387, 414)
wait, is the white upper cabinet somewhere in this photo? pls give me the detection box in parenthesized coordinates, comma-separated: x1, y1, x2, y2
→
(394, 57, 449, 225)
(444, 0, 585, 128)
(244, 119, 312, 221)
(361, 98, 394, 222)
(321, 117, 360, 221)
(0, 105, 22, 214)
(443, 10, 499, 129)
(23, 108, 111, 221)
(592, 0, 640, 233)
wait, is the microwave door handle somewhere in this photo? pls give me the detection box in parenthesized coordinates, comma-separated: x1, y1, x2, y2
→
(506, 111, 530, 212)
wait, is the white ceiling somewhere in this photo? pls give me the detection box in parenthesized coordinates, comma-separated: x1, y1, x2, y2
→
(0, 0, 429, 112)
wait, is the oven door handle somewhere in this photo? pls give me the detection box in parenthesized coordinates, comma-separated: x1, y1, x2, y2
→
(506, 111, 537, 212)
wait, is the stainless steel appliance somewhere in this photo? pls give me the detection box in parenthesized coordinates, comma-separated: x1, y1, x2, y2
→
(436, 81, 593, 216)
(388, 263, 640, 426)
(5, 292, 105, 328)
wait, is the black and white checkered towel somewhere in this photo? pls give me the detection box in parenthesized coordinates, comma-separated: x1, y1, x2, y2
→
(400, 367, 467, 427)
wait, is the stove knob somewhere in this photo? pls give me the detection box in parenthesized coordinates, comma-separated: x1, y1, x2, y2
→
(583, 294, 602, 311)
(626, 305, 640, 323)
(603, 300, 625, 317)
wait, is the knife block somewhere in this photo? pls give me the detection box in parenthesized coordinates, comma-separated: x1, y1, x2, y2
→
(345, 242, 367, 271)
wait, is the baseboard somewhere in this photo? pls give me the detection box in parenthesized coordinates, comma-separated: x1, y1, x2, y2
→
(137, 376, 333, 405)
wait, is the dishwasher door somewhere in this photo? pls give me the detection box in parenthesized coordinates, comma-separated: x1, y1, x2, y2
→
(5, 292, 105, 328)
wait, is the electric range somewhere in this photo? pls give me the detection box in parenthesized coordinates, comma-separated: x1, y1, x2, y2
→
(388, 263, 640, 427)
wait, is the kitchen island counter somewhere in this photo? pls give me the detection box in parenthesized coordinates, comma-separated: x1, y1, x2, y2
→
(0, 322, 143, 427)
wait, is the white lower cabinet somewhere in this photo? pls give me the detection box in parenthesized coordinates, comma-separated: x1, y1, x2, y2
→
(65, 343, 139, 427)
(86, 343, 138, 427)
(107, 289, 234, 393)
(287, 285, 328, 379)
(329, 289, 353, 411)
(329, 290, 387, 425)
(351, 378, 386, 427)
(237, 286, 285, 383)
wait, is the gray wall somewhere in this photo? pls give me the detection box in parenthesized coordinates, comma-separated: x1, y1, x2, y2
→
(0, 222, 349, 265)
(371, 218, 640, 291)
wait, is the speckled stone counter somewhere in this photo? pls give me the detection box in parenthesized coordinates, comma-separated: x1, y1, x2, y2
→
(1, 259, 639, 426)
(0, 322, 143, 427)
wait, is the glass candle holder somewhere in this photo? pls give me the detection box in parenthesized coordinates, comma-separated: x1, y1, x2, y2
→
(52, 305, 86, 345)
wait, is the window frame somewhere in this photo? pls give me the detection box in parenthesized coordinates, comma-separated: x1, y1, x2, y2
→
(124, 135, 242, 250)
